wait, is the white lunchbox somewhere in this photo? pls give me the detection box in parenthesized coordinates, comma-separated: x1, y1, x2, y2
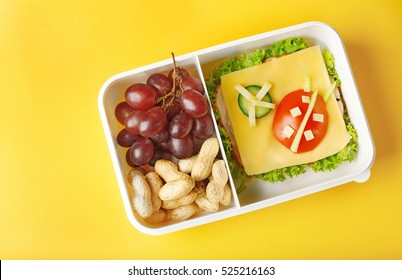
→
(98, 21, 375, 235)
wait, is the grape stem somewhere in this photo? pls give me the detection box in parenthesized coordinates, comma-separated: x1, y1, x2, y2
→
(157, 52, 184, 112)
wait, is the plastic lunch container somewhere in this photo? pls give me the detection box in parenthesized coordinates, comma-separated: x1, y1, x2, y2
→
(98, 21, 375, 235)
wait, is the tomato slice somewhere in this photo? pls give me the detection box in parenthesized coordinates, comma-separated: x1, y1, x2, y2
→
(273, 89, 328, 153)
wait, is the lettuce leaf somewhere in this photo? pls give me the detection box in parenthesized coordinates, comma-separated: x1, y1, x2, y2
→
(322, 49, 341, 86)
(257, 164, 308, 182)
(205, 37, 357, 194)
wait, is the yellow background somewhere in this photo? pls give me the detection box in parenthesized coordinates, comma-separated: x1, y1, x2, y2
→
(1, 0, 401, 259)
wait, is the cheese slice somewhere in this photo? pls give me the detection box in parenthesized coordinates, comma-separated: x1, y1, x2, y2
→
(220, 46, 351, 175)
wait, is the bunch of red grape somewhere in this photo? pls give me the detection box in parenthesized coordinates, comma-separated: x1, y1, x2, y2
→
(114, 63, 214, 168)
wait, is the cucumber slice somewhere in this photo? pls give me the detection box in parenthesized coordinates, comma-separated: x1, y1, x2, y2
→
(237, 85, 273, 118)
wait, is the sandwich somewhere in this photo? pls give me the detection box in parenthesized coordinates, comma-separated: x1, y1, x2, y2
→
(205, 38, 358, 193)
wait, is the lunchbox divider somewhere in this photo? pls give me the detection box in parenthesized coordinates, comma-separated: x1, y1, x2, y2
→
(193, 55, 242, 209)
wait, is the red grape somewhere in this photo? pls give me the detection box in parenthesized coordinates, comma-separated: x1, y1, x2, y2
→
(129, 137, 154, 166)
(193, 138, 204, 154)
(150, 123, 170, 143)
(124, 110, 145, 135)
(117, 128, 139, 147)
(148, 148, 163, 166)
(138, 107, 168, 138)
(115, 102, 135, 125)
(168, 67, 190, 81)
(169, 112, 194, 139)
(146, 73, 173, 97)
(169, 67, 190, 90)
(125, 83, 157, 110)
(169, 134, 194, 159)
(164, 97, 182, 120)
(158, 141, 170, 152)
(126, 148, 136, 167)
(192, 113, 214, 140)
(181, 76, 205, 95)
(179, 89, 209, 118)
